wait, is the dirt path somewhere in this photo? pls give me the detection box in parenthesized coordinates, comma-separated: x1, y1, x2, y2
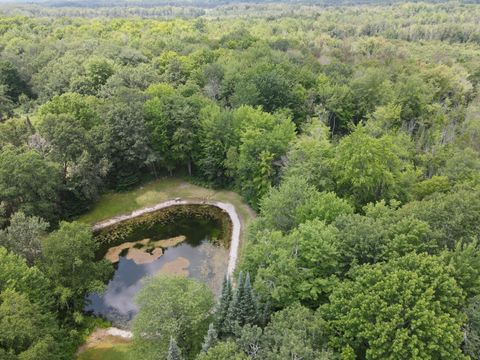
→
(93, 199, 242, 277)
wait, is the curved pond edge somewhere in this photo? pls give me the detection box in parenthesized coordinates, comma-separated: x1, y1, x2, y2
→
(92, 199, 241, 277)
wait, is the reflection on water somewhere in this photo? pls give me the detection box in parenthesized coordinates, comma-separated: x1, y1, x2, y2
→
(85, 217, 229, 328)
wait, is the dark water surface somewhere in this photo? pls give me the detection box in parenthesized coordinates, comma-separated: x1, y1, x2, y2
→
(84, 216, 229, 328)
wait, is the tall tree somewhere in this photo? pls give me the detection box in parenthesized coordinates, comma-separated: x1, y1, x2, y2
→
(198, 106, 239, 186)
(321, 253, 466, 359)
(40, 221, 112, 314)
(168, 337, 184, 360)
(0, 289, 56, 360)
(196, 341, 247, 360)
(225, 272, 259, 333)
(238, 273, 258, 327)
(144, 84, 210, 176)
(0, 60, 29, 101)
(225, 272, 245, 335)
(0, 211, 48, 265)
(132, 275, 215, 360)
(332, 125, 417, 208)
(0, 248, 65, 360)
(261, 303, 333, 360)
(101, 93, 151, 189)
(201, 324, 218, 353)
(230, 106, 296, 206)
(258, 175, 317, 233)
(215, 276, 233, 338)
(0, 146, 61, 223)
(38, 113, 109, 213)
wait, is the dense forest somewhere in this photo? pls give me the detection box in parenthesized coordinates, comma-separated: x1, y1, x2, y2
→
(1, 0, 480, 359)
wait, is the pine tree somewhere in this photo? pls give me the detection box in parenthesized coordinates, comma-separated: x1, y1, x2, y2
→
(201, 323, 218, 353)
(225, 271, 244, 334)
(259, 300, 271, 327)
(167, 337, 183, 360)
(215, 275, 233, 337)
(240, 272, 259, 326)
(224, 272, 260, 335)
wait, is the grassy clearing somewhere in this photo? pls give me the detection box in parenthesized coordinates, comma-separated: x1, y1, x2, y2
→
(77, 342, 131, 360)
(76, 327, 132, 360)
(77, 177, 255, 250)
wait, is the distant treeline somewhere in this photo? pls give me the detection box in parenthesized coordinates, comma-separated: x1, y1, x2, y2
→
(1, 0, 476, 10)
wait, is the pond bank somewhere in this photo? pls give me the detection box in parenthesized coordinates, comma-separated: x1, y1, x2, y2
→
(93, 199, 242, 277)
(82, 200, 243, 346)
(77, 327, 132, 359)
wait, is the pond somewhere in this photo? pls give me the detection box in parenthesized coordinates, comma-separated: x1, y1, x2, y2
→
(84, 205, 231, 329)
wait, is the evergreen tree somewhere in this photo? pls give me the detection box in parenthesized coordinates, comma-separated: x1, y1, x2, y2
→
(258, 300, 271, 328)
(225, 272, 244, 335)
(225, 272, 260, 334)
(215, 275, 233, 337)
(239, 273, 259, 326)
(202, 323, 218, 353)
(168, 337, 183, 360)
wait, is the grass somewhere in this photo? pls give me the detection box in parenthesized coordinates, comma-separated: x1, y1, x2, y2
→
(77, 177, 255, 253)
(77, 342, 131, 360)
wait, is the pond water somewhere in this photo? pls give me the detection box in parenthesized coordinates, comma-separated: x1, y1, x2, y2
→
(84, 214, 229, 329)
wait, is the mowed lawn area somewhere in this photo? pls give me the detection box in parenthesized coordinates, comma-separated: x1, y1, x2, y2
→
(77, 176, 255, 255)
(78, 177, 254, 224)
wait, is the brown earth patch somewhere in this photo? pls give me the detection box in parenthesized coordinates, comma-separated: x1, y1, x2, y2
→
(158, 257, 190, 276)
(126, 247, 163, 265)
(152, 235, 186, 248)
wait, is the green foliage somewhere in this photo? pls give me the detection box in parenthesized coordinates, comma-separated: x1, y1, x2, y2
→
(198, 106, 239, 186)
(0, 248, 69, 360)
(168, 338, 184, 360)
(144, 83, 210, 175)
(71, 57, 115, 95)
(0, 60, 29, 101)
(259, 176, 317, 233)
(463, 295, 480, 358)
(333, 213, 386, 268)
(100, 95, 151, 189)
(132, 275, 215, 360)
(0, 211, 48, 265)
(0, 118, 32, 149)
(283, 121, 334, 191)
(230, 106, 296, 206)
(261, 303, 332, 359)
(246, 219, 340, 308)
(444, 240, 480, 299)
(0, 146, 61, 223)
(397, 189, 480, 249)
(0, 4, 479, 359)
(196, 341, 247, 360)
(201, 324, 218, 353)
(332, 126, 417, 208)
(412, 175, 450, 200)
(0, 289, 56, 360)
(225, 272, 259, 334)
(0, 247, 52, 310)
(37, 111, 109, 211)
(215, 276, 233, 338)
(40, 221, 112, 314)
(294, 191, 354, 225)
(38, 93, 101, 130)
(322, 253, 467, 359)
(0, 84, 14, 120)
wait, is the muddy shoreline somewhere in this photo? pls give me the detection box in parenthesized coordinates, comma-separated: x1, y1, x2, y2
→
(92, 199, 241, 277)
